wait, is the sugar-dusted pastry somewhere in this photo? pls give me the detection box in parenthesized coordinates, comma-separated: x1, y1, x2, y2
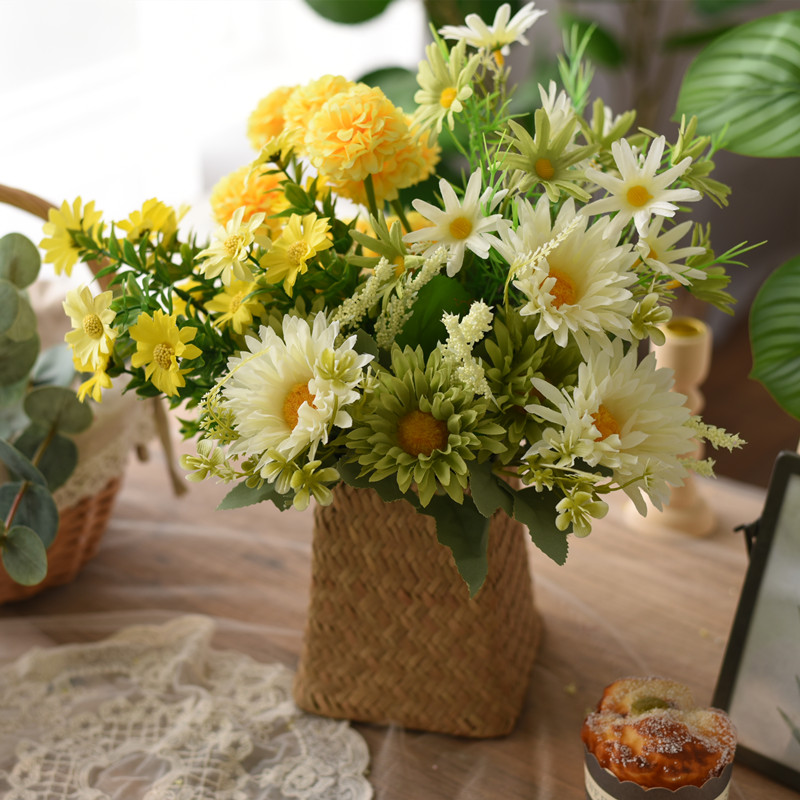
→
(582, 677, 736, 790)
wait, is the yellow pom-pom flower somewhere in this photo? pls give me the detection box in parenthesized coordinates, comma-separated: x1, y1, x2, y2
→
(209, 165, 288, 239)
(247, 85, 297, 151)
(129, 309, 202, 396)
(40, 197, 103, 277)
(283, 74, 356, 146)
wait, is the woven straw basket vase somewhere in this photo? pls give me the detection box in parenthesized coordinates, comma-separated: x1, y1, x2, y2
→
(293, 483, 541, 738)
(0, 183, 141, 604)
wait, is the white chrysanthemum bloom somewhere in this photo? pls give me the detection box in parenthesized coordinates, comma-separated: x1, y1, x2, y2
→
(502, 197, 638, 348)
(222, 313, 373, 473)
(196, 206, 265, 285)
(637, 217, 707, 285)
(439, 2, 546, 62)
(582, 136, 701, 239)
(63, 285, 117, 369)
(526, 339, 696, 514)
(404, 171, 507, 277)
(538, 81, 576, 141)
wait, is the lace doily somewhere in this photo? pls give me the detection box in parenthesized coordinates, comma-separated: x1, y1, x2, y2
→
(0, 616, 372, 800)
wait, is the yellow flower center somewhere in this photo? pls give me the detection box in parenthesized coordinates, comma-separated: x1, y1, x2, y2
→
(224, 234, 244, 256)
(535, 158, 555, 180)
(286, 240, 310, 268)
(448, 216, 473, 240)
(230, 291, 246, 313)
(396, 409, 448, 457)
(153, 342, 175, 371)
(626, 184, 652, 208)
(592, 404, 621, 441)
(439, 87, 458, 109)
(82, 313, 104, 339)
(548, 269, 577, 308)
(283, 382, 316, 429)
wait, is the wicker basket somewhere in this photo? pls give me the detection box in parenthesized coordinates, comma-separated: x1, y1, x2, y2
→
(293, 483, 540, 738)
(0, 183, 130, 603)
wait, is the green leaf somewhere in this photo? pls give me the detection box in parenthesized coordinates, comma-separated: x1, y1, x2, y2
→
(32, 344, 77, 388)
(0, 482, 59, 548)
(0, 440, 47, 487)
(513, 486, 569, 565)
(468, 460, 513, 518)
(396, 275, 474, 354)
(337, 459, 408, 503)
(750, 254, 800, 419)
(354, 328, 380, 361)
(0, 279, 20, 336)
(692, 0, 761, 16)
(217, 479, 292, 511)
(419, 495, 490, 597)
(4, 295, 37, 342)
(358, 66, 419, 111)
(1, 525, 47, 585)
(0, 331, 40, 383)
(302, 0, 394, 24)
(24, 385, 93, 435)
(12, 425, 78, 491)
(675, 11, 800, 157)
(0, 233, 40, 289)
(558, 13, 626, 67)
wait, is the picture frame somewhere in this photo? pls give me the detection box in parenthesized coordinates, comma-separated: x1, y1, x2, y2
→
(713, 450, 800, 791)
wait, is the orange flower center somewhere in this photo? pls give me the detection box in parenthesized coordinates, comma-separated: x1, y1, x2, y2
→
(439, 87, 458, 109)
(283, 382, 316, 429)
(286, 240, 309, 267)
(626, 184, 652, 208)
(397, 409, 448, 457)
(548, 269, 577, 308)
(82, 313, 104, 339)
(592, 404, 621, 441)
(493, 50, 505, 68)
(449, 216, 473, 240)
(224, 234, 244, 255)
(535, 158, 555, 180)
(153, 342, 175, 371)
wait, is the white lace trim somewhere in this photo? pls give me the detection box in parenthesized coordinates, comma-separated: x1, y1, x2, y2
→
(0, 616, 373, 800)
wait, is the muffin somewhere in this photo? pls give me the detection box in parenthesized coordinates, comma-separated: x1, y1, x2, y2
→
(582, 677, 736, 795)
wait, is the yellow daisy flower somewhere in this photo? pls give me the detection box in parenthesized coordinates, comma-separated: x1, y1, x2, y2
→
(304, 83, 409, 183)
(74, 354, 113, 403)
(63, 285, 117, 370)
(129, 309, 202, 396)
(40, 197, 103, 277)
(260, 213, 333, 296)
(171, 278, 205, 318)
(247, 85, 297, 151)
(116, 198, 183, 242)
(206, 280, 266, 335)
(209, 166, 288, 239)
(196, 206, 265, 286)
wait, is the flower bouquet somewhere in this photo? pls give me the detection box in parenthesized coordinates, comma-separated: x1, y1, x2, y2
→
(45, 2, 747, 733)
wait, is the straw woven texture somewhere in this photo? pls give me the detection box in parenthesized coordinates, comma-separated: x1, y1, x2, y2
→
(0, 183, 127, 603)
(293, 483, 540, 738)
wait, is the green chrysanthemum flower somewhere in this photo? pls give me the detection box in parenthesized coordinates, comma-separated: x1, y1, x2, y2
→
(347, 345, 505, 506)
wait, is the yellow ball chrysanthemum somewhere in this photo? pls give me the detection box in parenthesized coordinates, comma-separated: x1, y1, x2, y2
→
(40, 197, 103, 277)
(283, 75, 356, 147)
(210, 165, 288, 239)
(129, 309, 202, 396)
(247, 85, 297, 151)
(304, 83, 410, 183)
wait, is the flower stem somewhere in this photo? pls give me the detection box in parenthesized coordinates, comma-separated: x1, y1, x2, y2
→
(390, 199, 412, 234)
(364, 174, 380, 221)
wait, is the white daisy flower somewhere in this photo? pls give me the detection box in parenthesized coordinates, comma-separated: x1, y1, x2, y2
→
(222, 313, 372, 472)
(637, 217, 707, 285)
(439, 2, 546, 61)
(196, 206, 265, 285)
(500, 197, 638, 348)
(404, 171, 507, 277)
(526, 338, 695, 514)
(582, 135, 701, 239)
(538, 81, 576, 141)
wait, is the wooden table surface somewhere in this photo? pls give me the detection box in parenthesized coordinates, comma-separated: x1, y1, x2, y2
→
(1, 444, 797, 800)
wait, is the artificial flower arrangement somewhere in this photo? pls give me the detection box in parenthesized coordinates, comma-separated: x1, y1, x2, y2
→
(45, 3, 748, 594)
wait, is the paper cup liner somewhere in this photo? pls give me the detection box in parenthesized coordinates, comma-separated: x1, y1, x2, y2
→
(584, 748, 734, 800)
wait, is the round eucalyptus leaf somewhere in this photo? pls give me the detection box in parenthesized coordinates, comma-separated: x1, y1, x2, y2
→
(0, 439, 47, 486)
(0, 279, 20, 336)
(32, 344, 78, 388)
(4, 295, 37, 342)
(0, 233, 41, 289)
(1, 524, 47, 586)
(0, 331, 40, 384)
(303, 0, 394, 24)
(13, 424, 78, 491)
(0, 482, 59, 548)
(24, 385, 93, 435)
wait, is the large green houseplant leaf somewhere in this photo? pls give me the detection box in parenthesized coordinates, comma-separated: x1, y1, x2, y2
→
(675, 10, 800, 158)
